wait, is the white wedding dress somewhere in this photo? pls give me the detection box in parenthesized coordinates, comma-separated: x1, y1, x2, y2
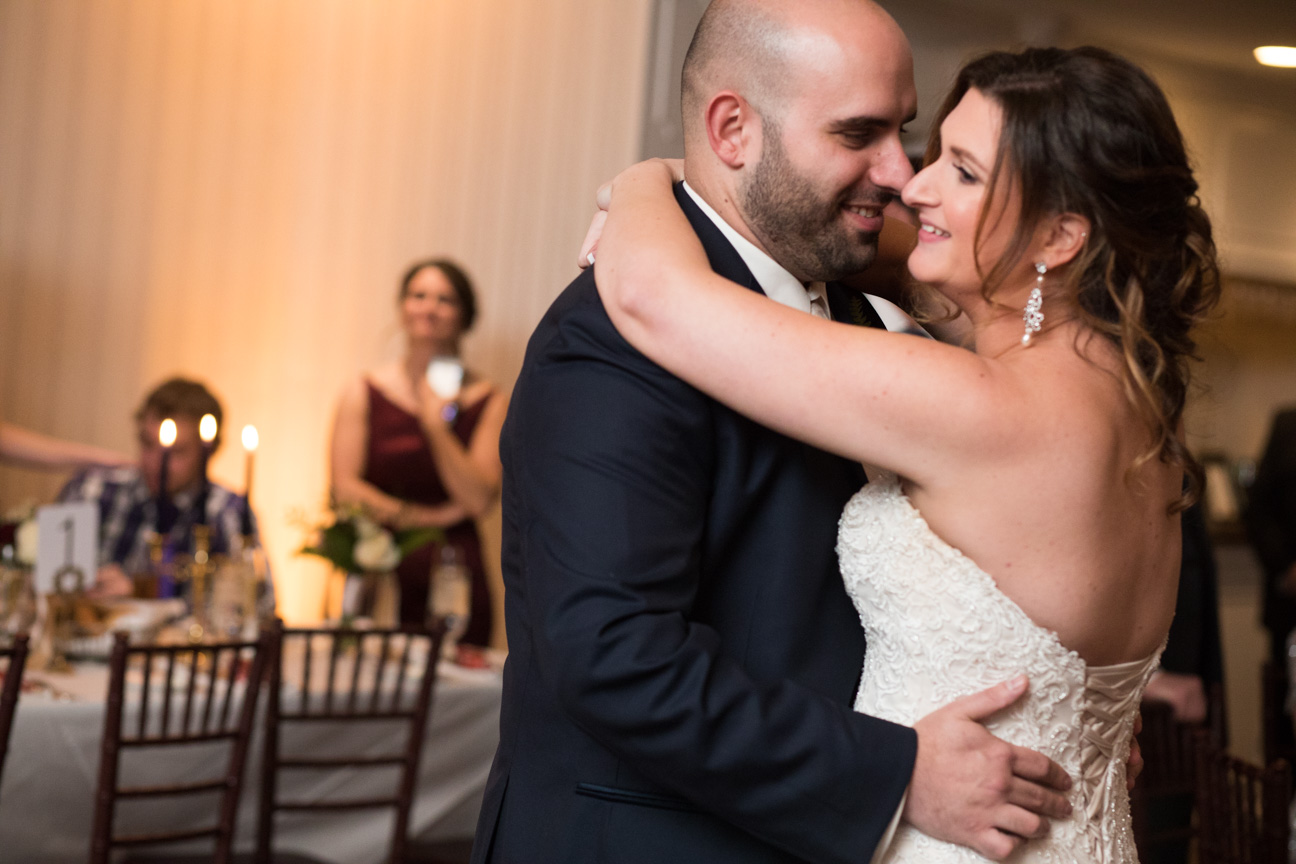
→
(839, 471, 1163, 864)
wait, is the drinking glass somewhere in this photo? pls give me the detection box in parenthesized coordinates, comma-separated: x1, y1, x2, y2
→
(431, 545, 470, 660)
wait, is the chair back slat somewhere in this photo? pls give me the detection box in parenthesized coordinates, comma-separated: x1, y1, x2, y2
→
(0, 634, 31, 797)
(137, 647, 152, 737)
(391, 634, 413, 715)
(179, 647, 200, 737)
(255, 619, 445, 864)
(299, 633, 313, 714)
(89, 630, 272, 864)
(347, 635, 366, 713)
(217, 647, 238, 730)
(200, 647, 219, 735)
(159, 650, 176, 735)
(324, 635, 342, 714)
(370, 632, 391, 713)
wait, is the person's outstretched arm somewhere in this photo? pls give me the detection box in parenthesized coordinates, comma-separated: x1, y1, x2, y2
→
(0, 421, 130, 471)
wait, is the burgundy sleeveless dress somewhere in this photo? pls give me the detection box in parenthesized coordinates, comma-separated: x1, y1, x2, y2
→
(362, 381, 494, 646)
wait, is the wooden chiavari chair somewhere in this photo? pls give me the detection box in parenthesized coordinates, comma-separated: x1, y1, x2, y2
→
(0, 633, 30, 798)
(89, 630, 272, 864)
(255, 619, 445, 864)
(1195, 731, 1291, 864)
(1132, 699, 1200, 861)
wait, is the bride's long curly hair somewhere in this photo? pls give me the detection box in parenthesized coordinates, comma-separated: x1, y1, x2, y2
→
(925, 46, 1221, 512)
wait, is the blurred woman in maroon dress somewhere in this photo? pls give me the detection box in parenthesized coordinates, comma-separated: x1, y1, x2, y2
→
(329, 259, 506, 645)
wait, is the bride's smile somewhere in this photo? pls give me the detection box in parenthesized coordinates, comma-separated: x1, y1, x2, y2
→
(901, 88, 1030, 310)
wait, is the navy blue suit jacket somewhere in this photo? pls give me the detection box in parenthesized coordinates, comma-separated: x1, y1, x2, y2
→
(472, 186, 916, 864)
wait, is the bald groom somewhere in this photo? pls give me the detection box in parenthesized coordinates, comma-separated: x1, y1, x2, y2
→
(471, 2, 1070, 862)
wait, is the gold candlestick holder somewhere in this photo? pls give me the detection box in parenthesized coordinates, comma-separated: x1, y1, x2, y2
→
(175, 525, 217, 643)
(134, 531, 167, 599)
(43, 566, 88, 673)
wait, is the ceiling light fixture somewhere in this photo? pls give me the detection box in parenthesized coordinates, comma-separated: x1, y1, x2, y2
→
(1255, 46, 1296, 68)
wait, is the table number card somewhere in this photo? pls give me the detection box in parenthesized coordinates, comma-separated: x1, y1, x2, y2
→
(34, 501, 99, 594)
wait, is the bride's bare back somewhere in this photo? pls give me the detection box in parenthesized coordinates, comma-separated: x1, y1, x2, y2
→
(908, 327, 1182, 667)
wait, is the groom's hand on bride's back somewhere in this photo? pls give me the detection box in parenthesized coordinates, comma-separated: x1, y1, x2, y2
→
(904, 675, 1073, 861)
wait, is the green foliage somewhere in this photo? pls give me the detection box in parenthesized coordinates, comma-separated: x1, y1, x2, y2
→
(298, 509, 441, 574)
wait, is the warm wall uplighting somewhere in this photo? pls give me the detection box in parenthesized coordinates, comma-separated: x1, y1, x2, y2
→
(1255, 46, 1296, 68)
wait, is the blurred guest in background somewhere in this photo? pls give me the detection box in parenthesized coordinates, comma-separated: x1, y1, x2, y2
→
(58, 377, 264, 596)
(0, 419, 130, 470)
(1145, 501, 1225, 728)
(330, 258, 505, 645)
(1139, 500, 1225, 864)
(1245, 407, 1296, 751)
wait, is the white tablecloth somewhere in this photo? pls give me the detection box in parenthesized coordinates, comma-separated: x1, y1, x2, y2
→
(0, 657, 502, 863)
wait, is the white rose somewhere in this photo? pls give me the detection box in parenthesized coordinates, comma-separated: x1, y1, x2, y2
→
(353, 528, 399, 572)
(354, 515, 383, 540)
(14, 518, 38, 567)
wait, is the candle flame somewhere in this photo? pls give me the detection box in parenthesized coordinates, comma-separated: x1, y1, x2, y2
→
(159, 418, 177, 447)
(1255, 46, 1296, 68)
(199, 413, 218, 443)
(242, 425, 259, 451)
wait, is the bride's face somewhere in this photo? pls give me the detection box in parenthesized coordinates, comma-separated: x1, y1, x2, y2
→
(901, 89, 1024, 305)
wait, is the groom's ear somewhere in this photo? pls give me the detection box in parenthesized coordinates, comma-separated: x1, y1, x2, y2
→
(705, 91, 760, 170)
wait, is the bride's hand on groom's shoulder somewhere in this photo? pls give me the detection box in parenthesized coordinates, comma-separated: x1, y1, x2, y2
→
(578, 159, 684, 270)
(904, 676, 1073, 862)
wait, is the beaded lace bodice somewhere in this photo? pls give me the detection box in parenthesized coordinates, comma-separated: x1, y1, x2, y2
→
(839, 472, 1162, 864)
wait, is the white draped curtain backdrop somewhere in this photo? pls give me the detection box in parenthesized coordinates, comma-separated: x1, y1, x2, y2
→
(0, 0, 653, 637)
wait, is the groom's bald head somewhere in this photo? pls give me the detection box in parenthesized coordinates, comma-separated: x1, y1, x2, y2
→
(681, 0, 906, 150)
(681, 0, 786, 140)
(678, 0, 916, 282)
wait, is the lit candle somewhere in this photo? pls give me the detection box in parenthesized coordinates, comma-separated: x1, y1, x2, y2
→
(157, 418, 177, 534)
(241, 425, 258, 537)
(196, 414, 217, 526)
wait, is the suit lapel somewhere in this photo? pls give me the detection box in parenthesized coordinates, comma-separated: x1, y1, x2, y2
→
(673, 184, 766, 296)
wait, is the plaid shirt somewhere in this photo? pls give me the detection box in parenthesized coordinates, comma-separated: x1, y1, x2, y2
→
(57, 466, 265, 581)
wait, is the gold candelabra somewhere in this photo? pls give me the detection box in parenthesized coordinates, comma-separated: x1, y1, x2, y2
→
(175, 525, 216, 643)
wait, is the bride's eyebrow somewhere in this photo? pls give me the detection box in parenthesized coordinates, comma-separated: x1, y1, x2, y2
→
(949, 145, 989, 175)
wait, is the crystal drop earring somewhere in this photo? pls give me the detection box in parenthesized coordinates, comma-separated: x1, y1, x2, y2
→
(1022, 263, 1046, 346)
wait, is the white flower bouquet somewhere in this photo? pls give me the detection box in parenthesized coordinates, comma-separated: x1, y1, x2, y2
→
(298, 505, 440, 575)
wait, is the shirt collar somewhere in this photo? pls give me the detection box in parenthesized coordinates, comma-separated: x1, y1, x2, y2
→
(682, 182, 813, 314)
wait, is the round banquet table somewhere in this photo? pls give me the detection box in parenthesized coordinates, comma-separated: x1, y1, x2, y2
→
(0, 654, 502, 863)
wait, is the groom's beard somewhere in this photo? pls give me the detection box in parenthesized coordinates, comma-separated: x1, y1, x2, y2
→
(740, 122, 883, 283)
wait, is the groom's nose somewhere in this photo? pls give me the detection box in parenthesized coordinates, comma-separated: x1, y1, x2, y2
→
(869, 134, 914, 198)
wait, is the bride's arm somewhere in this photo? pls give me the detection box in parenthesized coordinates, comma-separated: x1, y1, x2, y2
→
(594, 160, 1008, 487)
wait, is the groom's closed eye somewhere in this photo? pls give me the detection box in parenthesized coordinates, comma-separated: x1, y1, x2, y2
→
(830, 117, 900, 148)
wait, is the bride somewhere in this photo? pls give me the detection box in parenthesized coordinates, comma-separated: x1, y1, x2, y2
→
(590, 46, 1219, 863)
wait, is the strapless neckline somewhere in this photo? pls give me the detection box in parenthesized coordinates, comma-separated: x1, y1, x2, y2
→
(839, 470, 1163, 863)
(876, 470, 1160, 675)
